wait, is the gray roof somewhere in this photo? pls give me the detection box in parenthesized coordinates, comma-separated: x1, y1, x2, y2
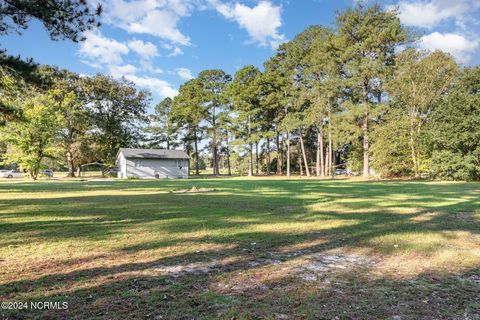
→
(118, 148, 189, 159)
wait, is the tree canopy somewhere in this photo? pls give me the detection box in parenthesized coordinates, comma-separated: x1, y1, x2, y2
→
(0, 0, 102, 42)
(1, 2, 478, 181)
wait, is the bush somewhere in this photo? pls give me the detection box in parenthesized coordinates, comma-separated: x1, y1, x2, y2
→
(371, 112, 413, 177)
(431, 151, 479, 181)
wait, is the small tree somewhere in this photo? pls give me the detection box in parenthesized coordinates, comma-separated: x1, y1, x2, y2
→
(388, 49, 457, 176)
(0, 89, 64, 179)
(371, 109, 412, 177)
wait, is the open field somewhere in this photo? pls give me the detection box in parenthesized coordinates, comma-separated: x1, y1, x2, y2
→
(0, 177, 479, 319)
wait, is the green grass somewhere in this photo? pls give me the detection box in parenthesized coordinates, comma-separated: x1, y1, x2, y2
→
(0, 177, 479, 319)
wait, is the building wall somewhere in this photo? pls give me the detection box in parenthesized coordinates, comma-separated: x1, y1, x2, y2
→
(116, 153, 127, 178)
(124, 158, 188, 179)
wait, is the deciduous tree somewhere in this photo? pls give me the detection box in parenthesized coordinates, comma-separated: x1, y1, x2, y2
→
(388, 49, 457, 176)
(0, 89, 64, 179)
(425, 67, 480, 180)
(83, 75, 150, 164)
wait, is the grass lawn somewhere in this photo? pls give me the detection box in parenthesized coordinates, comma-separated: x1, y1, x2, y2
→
(0, 177, 479, 319)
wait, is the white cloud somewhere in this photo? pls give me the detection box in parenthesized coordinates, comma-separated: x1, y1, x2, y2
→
(125, 74, 178, 98)
(78, 30, 129, 67)
(175, 67, 194, 80)
(419, 32, 479, 63)
(128, 10, 190, 45)
(391, 0, 480, 63)
(79, 30, 176, 99)
(161, 43, 184, 56)
(128, 39, 159, 59)
(103, 0, 195, 45)
(211, 0, 286, 48)
(168, 46, 184, 57)
(128, 39, 162, 72)
(394, 0, 480, 29)
(109, 64, 138, 76)
(139, 60, 163, 74)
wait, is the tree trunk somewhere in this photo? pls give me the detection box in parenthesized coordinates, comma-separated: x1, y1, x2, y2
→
(248, 142, 253, 177)
(362, 78, 370, 178)
(276, 130, 282, 175)
(194, 127, 199, 175)
(299, 145, 304, 176)
(65, 125, 76, 177)
(286, 130, 291, 177)
(299, 130, 310, 177)
(325, 101, 334, 176)
(66, 150, 75, 177)
(32, 163, 41, 180)
(316, 125, 325, 176)
(316, 129, 320, 177)
(266, 137, 271, 175)
(363, 111, 369, 178)
(284, 98, 290, 177)
(410, 115, 418, 177)
(31, 151, 43, 180)
(213, 146, 218, 175)
(248, 115, 253, 177)
(226, 132, 231, 176)
(212, 106, 218, 176)
(255, 141, 259, 175)
(325, 146, 329, 177)
(328, 127, 333, 176)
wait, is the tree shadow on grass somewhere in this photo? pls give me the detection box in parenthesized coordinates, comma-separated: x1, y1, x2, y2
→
(1, 241, 479, 319)
(0, 179, 478, 245)
(1, 179, 479, 318)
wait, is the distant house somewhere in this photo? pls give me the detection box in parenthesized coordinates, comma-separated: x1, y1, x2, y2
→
(116, 148, 189, 179)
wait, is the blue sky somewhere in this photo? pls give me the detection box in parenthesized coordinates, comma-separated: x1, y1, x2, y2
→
(3, 0, 480, 109)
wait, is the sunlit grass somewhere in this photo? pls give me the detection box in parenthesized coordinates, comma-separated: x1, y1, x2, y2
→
(0, 178, 479, 319)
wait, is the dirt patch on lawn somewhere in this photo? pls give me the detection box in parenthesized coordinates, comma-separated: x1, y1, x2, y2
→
(292, 253, 372, 282)
(152, 251, 373, 295)
(153, 260, 219, 277)
(171, 186, 216, 194)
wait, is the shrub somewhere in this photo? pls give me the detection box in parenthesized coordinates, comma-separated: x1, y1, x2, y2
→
(431, 151, 478, 181)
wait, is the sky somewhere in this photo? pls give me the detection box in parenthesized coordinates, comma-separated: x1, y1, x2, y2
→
(3, 0, 480, 109)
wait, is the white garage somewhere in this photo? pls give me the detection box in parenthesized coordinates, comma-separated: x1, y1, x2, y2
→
(116, 148, 189, 179)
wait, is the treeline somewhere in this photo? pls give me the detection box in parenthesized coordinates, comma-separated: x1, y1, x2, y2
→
(148, 4, 479, 180)
(0, 66, 150, 179)
(1, 3, 478, 180)
(0, 0, 112, 179)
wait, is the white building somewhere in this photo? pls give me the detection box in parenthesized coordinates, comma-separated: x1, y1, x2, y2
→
(116, 148, 189, 179)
